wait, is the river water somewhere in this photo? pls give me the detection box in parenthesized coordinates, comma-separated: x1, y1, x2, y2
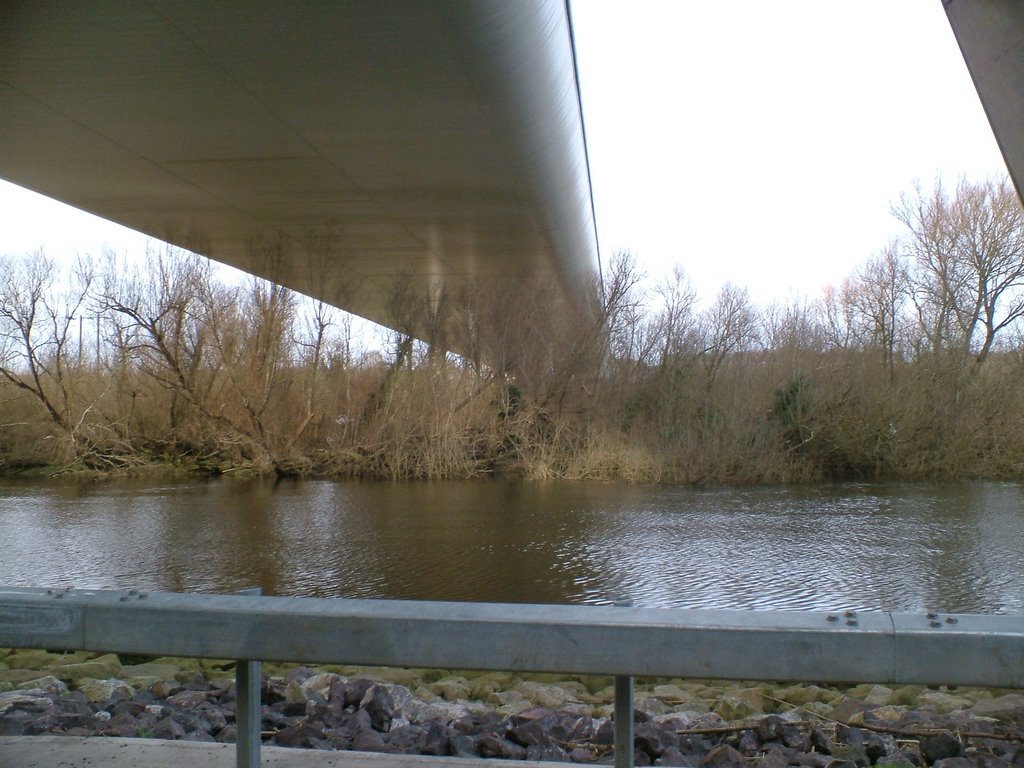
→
(2, 478, 1022, 614)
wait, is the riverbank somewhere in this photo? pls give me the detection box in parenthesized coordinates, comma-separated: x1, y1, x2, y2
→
(2, 650, 1022, 766)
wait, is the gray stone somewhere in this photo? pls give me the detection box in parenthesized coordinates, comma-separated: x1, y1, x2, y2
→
(703, 743, 746, 768)
(918, 691, 973, 715)
(0, 691, 53, 715)
(77, 678, 132, 703)
(16, 676, 68, 696)
(478, 733, 527, 760)
(920, 733, 964, 764)
(655, 746, 701, 767)
(970, 694, 1024, 722)
(360, 684, 396, 732)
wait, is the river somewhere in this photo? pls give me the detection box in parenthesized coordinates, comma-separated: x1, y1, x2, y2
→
(2, 478, 1022, 614)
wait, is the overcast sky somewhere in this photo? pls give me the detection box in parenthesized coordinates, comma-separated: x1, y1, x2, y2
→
(0, 0, 1010, 309)
(570, 0, 1009, 304)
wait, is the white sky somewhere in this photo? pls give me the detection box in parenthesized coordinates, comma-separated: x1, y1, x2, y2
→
(0, 0, 1010, 308)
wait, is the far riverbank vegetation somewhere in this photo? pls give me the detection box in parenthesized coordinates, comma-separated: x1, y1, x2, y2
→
(2, 177, 1024, 483)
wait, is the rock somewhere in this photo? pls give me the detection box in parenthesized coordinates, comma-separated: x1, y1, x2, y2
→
(865, 705, 906, 723)
(797, 755, 831, 768)
(274, 720, 326, 748)
(515, 681, 574, 709)
(654, 684, 697, 702)
(841, 726, 892, 762)
(724, 687, 766, 712)
(803, 702, 837, 718)
(299, 672, 336, 702)
(385, 722, 425, 753)
(452, 711, 503, 736)
(970, 694, 1024, 722)
(430, 677, 470, 702)
(55, 654, 122, 683)
(189, 701, 227, 735)
(894, 745, 924, 766)
(931, 759, 975, 768)
(0, 691, 53, 715)
(150, 680, 182, 698)
(569, 745, 598, 762)
(640, 697, 673, 717)
(449, 734, 478, 758)
(528, 742, 570, 762)
(78, 678, 132, 703)
(3, 650, 65, 670)
(98, 711, 141, 738)
(181, 729, 215, 742)
(420, 721, 451, 756)
(351, 728, 388, 752)
(846, 684, 894, 706)
(783, 725, 812, 752)
(360, 684, 396, 732)
(151, 656, 204, 680)
(918, 691, 973, 715)
(508, 707, 559, 746)
(635, 719, 679, 759)
(774, 684, 832, 707)
(17, 676, 68, 696)
(283, 680, 306, 705)
(737, 729, 760, 754)
(761, 747, 790, 768)
(757, 715, 786, 741)
(0, 669, 54, 685)
(703, 744, 747, 768)
(829, 698, 873, 723)
(374, 683, 416, 718)
(656, 746, 701, 767)
(339, 678, 374, 708)
(810, 725, 835, 754)
(148, 715, 186, 740)
(199, 658, 234, 674)
(165, 690, 209, 709)
(832, 742, 869, 767)
(478, 733, 527, 760)
(467, 676, 505, 703)
(120, 662, 183, 681)
(920, 733, 964, 764)
(890, 686, 927, 705)
(714, 696, 761, 722)
(124, 675, 162, 691)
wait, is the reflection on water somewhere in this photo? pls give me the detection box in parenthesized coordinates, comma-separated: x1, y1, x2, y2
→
(2, 478, 1022, 613)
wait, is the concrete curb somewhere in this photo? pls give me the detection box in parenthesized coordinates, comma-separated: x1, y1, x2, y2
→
(0, 735, 567, 767)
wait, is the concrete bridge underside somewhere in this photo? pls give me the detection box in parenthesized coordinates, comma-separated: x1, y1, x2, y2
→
(0, 1, 598, 329)
(944, 1, 1024, 200)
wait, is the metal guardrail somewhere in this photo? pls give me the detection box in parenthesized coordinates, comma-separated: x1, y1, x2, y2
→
(2, 587, 1023, 768)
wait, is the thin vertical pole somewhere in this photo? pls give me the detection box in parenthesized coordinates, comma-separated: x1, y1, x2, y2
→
(235, 588, 261, 768)
(614, 598, 634, 768)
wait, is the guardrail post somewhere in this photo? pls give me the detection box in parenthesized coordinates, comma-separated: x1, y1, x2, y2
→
(614, 598, 634, 768)
(235, 588, 261, 768)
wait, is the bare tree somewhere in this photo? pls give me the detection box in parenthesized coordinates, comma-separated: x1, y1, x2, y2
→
(99, 243, 212, 443)
(699, 283, 758, 390)
(894, 177, 1024, 366)
(651, 264, 699, 370)
(847, 244, 910, 376)
(0, 251, 101, 463)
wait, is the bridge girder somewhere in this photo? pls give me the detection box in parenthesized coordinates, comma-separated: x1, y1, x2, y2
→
(0, 1, 599, 328)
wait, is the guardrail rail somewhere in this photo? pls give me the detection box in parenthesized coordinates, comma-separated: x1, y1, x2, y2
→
(2, 586, 1022, 768)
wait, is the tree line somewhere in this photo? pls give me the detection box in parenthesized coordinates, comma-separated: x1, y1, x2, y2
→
(2, 177, 1023, 483)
